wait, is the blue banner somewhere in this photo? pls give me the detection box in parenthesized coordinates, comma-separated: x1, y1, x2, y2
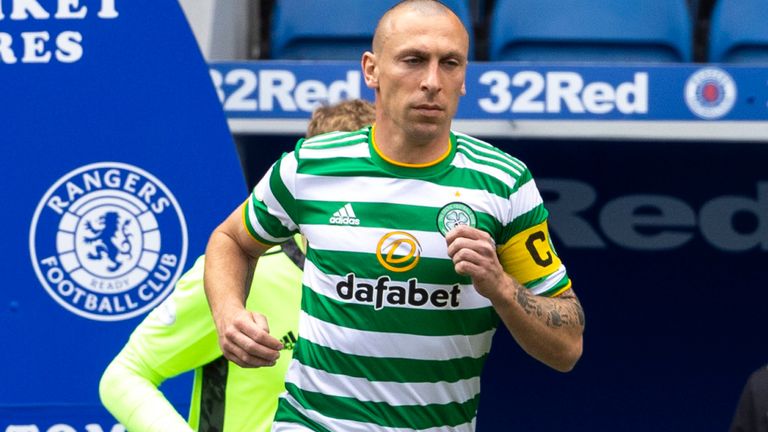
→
(210, 61, 768, 121)
(1, 0, 243, 426)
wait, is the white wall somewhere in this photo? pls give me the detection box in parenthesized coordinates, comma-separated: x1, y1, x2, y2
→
(177, 0, 257, 60)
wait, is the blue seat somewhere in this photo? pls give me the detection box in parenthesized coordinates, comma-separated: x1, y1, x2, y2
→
(489, 0, 692, 62)
(709, 0, 768, 63)
(270, 0, 474, 60)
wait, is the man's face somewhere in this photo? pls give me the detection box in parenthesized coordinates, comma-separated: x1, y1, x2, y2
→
(366, 10, 468, 143)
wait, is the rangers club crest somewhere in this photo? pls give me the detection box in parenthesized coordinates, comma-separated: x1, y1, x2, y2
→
(684, 67, 737, 120)
(29, 162, 188, 321)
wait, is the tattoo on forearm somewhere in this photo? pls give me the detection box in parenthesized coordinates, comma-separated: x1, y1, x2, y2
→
(514, 282, 585, 330)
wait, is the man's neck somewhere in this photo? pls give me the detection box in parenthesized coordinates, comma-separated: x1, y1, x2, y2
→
(372, 123, 451, 166)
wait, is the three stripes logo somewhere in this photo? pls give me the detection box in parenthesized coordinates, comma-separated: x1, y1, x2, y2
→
(329, 203, 360, 226)
(281, 331, 298, 350)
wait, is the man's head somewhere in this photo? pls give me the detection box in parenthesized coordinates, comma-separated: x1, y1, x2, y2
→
(362, 0, 469, 146)
(306, 99, 375, 137)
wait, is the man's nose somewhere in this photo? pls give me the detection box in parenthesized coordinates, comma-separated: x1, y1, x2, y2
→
(420, 61, 442, 93)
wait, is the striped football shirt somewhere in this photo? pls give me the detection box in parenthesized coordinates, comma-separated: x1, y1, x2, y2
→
(244, 126, 570, 431)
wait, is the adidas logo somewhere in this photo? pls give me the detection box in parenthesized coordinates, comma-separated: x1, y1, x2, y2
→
(281, 331, 297, 351)
(329, 203, 360, 225)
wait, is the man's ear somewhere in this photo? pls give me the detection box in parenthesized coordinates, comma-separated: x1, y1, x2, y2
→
(362, 51, 379, 89)
(461, 80, 466, 96)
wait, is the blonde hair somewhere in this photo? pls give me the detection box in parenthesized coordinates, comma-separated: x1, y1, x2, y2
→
(306, 99, 375, 137)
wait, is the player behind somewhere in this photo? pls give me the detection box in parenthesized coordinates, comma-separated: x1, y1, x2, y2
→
(98, 99, 375, 432)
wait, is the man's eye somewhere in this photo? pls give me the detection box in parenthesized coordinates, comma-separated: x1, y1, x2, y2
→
(404, 58, 422, 64)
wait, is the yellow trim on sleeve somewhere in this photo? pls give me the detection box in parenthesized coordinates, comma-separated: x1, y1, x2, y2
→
(497, 221, 562, 285)
(251, 236, 275, 248)
(549, 280, 573, 297)
(241, 199, 275, 247)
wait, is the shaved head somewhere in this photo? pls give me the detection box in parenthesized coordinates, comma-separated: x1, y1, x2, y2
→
(361, 0, 469, 159)
(372, 0, 469, 54)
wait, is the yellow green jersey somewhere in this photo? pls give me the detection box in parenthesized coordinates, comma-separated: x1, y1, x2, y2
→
(100, 237, 304, 431)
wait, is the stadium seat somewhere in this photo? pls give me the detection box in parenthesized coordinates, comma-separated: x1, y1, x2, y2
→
(708, 0, 768, 63)
(270, 0, 474, 60)
(488, 0, 693, 62)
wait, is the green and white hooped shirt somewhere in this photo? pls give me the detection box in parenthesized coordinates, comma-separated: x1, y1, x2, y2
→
(245, 126, 571, 431)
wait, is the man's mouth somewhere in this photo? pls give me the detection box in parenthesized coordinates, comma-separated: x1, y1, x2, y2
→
(413, 104, 443, 115)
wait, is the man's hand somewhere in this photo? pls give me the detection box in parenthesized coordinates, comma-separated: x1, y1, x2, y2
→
(216, 308, 284, 368)
(446, 225, 584, 372)
(203, 201, 281, 368)
(445, 225, 508, 300)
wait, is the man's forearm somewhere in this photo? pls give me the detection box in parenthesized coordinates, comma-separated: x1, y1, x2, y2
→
(202, 220, 282, 368)
(203, 229, 256, 325)
(490, 277, 584, 372)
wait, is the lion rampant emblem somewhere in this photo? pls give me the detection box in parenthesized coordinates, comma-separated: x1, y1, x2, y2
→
(83, 211, 133, 271)
(31, 162, 188, 321)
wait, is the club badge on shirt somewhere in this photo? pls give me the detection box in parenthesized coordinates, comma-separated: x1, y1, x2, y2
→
(436, 202, 477, 236)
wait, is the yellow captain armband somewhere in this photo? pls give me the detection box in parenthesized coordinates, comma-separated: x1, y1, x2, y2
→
(497, 221, 568, 294)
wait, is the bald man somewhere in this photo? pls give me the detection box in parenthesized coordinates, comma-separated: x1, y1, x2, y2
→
(204, 1, 584, 430)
